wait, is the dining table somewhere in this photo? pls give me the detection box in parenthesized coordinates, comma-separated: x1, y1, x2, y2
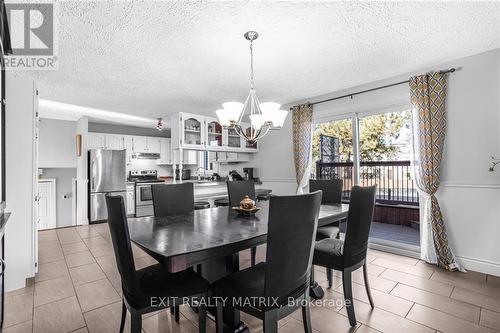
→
(128, 201, 349, 333)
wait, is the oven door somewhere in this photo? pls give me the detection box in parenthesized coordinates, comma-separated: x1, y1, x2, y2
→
(136, 185, 153, 205)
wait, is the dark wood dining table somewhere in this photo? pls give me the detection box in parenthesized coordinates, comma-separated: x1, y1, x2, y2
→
(128, 202, 349, 332)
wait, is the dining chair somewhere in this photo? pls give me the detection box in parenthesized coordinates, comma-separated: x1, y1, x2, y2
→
(309, 179, 343, 288)
(312, 185, 377, 327)
(210, 191, 323, 333)
(105, 195, 209, 333)
(227, 180, 258, 266)
(151, 182, 194, 216)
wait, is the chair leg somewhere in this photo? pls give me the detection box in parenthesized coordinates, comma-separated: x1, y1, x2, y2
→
(130, 311, 142, 333)
(251, 246, 257, 266)
(198, 301, 207, 333)
(363, 264, 375, 308)
(170, 307, 175, 314)
(326, 268, 333, 288)
(263, 310, 278, 333)
(302, 290, 312, 333)
(215, 302, 224, 333)
(174, 305, 180, 322)
(342, 269, 357, 327)
(119, 300, 127, 333)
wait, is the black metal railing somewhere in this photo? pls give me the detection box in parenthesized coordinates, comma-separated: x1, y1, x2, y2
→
(316, 160, 419, 206)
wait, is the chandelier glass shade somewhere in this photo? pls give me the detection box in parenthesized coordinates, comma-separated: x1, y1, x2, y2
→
(215, 31, 288, 144)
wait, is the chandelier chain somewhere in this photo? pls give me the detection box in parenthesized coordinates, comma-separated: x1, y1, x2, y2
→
(249, 40, 254, 90)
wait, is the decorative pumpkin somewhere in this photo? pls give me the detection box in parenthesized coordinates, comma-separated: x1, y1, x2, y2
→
(239, 195, 256, 210)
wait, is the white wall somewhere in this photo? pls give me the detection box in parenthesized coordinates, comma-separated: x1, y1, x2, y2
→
(38, 119, 77, 168)
(5, 75, 37, 291)
(256, 48, 500, 275)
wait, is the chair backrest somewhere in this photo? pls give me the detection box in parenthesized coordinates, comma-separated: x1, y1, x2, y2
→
(309, 179, 343, 204)
(264, 191, 322, 302)
(343, 185, 377, 267)
(151, 183, 194, 216)
(105, 195, 136, 296)
(227, 180, 256, 207)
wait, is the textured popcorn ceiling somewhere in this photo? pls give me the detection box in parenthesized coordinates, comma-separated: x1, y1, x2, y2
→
(20, 1, 500, 121)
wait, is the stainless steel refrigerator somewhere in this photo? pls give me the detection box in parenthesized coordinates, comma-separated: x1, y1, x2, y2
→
(88, 149, 126, 223)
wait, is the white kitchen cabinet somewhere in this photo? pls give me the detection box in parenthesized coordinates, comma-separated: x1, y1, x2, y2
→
(124, 136, 134, 164)
(171, 112, 206, 150)
(157, 138, 171, 165)
(133, 136, 148, 153)
(147, 137, 161, 154)
(88, 133, 106, 149)
(241, 123, 259, 152)
(224, 127, 243, 151)
(105, 134, 125, 150)
(205, 117, 224, 150)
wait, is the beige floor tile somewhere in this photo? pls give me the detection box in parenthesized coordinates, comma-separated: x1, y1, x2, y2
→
(82, 235, 109, 246)
(339, 300, 434, 333)
(279, 317, 322, 333)
(135, 256, 159, 270)
(132, 244, 150, 259)
(84, 301, 131, 333)
(34, 275, 75, 307)
(4, 291, 33, 327)
(75, 226, 101, 239)
(350, 270, 397, 294)
(486, 274, 500, 287)
(391, 284, 480, 323)
(480, 308, 500, 331)
(33, 296, 86, 333)
(62, 241, 89, 255)
(451, 287, 500, 312)
(355, 324, 382, 333)
(106, 271, 123, 295)
(5, 284, 34, 298)
(143, 310, 198, 333)
(75, 278, 121, 312)
(407, 303, 496, 333)
(371, 258, 433, 278)
(57, 228, 82, 244)
(95, 255, 119, 276)
(69, 263, 106, 286)
(368, 250, 420, 266)
(71, 328, 89, 333)
(3, 320, 33, 333)
(380, 269, 454, 297)
(178, 305, 214, 329)
(38, 230, 59, 242)
(334, 282, 414, 317)
(38, 241, 64, 264)
(431, 270, 500, 299)
(296, 305, 358, 333)
(65, 250, 96, 268)
(86, 243, 115, 258)
(35, 259, 69, 282)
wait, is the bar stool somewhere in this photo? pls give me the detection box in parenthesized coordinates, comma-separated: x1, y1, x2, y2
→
(194, 201, 210, 210)
(214, 198, 229, 207)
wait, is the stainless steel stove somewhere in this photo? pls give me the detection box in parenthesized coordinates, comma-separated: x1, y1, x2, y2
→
(128, 170, 164, 217)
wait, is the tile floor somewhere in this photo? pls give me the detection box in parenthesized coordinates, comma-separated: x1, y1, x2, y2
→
(4, 224, 500, 333)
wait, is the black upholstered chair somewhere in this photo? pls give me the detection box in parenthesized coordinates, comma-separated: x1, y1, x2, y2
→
(105, 195, 209, 333)
(312, 185, 377, 327)
(210, 191, 323, 333)
(151, 183, 195, 216)
(227, 180, 258, 266)
(309, 179, 343, 287)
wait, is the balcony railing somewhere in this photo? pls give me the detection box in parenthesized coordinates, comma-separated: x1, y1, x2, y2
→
(316, 160, 419, 206)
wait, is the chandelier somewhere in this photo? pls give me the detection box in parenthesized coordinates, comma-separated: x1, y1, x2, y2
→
(215, 31, 288, 144)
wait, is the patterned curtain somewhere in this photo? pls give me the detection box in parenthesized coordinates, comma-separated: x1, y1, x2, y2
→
(292, 103, 313, 194)
(410, 72, 462, 271)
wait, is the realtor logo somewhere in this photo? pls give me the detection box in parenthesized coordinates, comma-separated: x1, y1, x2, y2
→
(4, 1, 58, 70)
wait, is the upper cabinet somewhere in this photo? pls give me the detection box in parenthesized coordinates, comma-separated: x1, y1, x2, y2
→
(171, 112, 205, 150)
(88, 133, 125, 150)
(171, 112, 258, 153)
(87, 133, 107, 149)
(157, 138, 172, 165)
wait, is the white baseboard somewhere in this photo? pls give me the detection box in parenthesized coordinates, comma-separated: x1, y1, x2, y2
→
(457, 255, 500, 277)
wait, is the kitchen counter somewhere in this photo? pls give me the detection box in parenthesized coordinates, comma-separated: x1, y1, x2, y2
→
(161, 179, 268, 199)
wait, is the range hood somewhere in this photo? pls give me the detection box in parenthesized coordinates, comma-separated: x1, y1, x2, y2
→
(132, 152, 160, 160)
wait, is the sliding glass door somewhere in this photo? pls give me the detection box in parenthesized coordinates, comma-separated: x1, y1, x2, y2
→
(312, 109, 420, 252)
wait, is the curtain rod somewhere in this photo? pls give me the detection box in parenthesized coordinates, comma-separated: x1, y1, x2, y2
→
(299, 68, 456, 108)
